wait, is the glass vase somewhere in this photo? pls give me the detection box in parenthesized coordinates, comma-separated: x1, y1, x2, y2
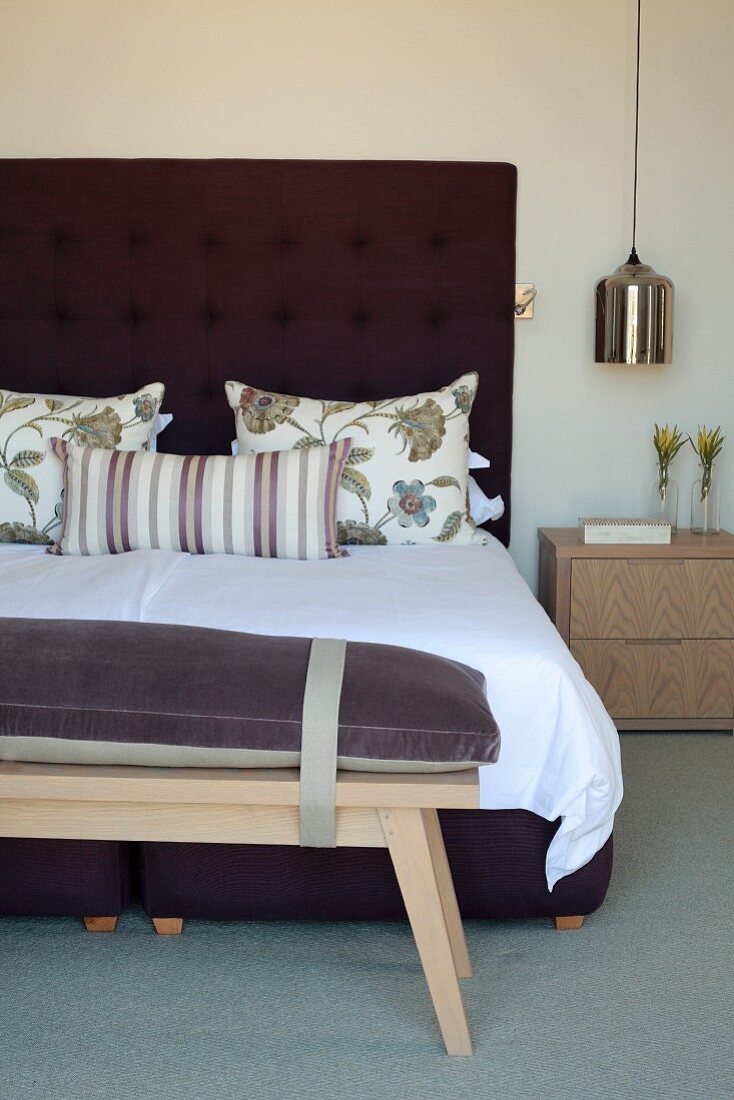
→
(691, 468, 721, 534)
(649, 469, 678, 534)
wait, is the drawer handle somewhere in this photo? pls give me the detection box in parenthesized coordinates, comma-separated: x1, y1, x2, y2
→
(626, 559, 685, 566)
(624, 638, 683, 646)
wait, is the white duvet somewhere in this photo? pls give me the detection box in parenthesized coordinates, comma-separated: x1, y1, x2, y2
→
(0, 537, 622, 890)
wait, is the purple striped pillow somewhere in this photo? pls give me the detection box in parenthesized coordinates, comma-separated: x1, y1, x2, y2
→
(49, 438, 352, 559)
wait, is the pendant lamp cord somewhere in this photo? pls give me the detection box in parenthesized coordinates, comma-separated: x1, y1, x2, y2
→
(629, 0, 641, 265)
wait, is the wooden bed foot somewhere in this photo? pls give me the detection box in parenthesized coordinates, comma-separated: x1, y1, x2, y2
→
(152, 917, 184, 935)
(83, 916, 118, 933)
(553, 915, 585, 931)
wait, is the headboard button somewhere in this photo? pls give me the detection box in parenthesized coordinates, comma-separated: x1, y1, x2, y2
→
(354, 308, 370, 327)
(430, 233, 448, 249)
(352, 236, 369, 251)
(275, 308, 293, 326)
(428, 307, 448, 328)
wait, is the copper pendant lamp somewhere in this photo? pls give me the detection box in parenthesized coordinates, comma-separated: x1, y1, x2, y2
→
(595, 0, 674, 364)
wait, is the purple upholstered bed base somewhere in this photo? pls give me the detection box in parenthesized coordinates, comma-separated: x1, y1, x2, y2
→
(0, 840, 130, 918)
(0, 158, 612, 923)
(139, 815, 612, 923)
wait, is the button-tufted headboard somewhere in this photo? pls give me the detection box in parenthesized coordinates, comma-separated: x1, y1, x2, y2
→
(0, 159, 516, 544)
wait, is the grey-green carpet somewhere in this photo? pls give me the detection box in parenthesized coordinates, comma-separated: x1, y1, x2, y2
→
(1, 734, 732, 1100)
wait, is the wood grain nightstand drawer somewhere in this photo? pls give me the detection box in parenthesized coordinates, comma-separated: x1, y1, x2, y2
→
(570, 558, 734, 639)
(570, 638, 734, 720)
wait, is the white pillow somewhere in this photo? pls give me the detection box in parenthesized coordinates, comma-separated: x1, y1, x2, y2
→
(226, 373, 485, 547)
(468, 476, 504, 523)
(0, 383, 165, 545)
(468, 450, 490, 469)
(148, 412, 174, 453)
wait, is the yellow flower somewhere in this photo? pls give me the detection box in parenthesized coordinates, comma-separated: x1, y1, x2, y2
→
(653, 423, 687, 465)
(691, 425, 724, 467)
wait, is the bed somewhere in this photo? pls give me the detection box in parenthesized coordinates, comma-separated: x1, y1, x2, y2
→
(0, 158, 620, 925)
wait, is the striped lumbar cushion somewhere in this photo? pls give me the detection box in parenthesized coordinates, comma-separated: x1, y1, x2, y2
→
(49, 437, 352, 559)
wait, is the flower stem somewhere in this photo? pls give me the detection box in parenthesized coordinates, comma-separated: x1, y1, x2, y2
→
(657, 461, 669, 502)
(701, 463, 713, 501)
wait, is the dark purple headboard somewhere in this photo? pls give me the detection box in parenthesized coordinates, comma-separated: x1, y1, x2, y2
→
(0, 159, 516, 544)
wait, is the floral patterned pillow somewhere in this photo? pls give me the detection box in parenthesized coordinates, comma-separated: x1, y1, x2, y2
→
(0, 383, 165, 545)
(225, 373, 484, 546)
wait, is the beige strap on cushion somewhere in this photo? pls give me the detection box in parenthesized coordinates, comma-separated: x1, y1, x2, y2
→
(299, 637, 347, 848)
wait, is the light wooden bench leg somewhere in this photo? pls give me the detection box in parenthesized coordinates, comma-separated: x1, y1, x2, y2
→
(553, 915, 585, 931)
(379, 807, 472, 1057)
(152, 917, 184, 935)
(83, 916, 117, 933)
(421, 808, 472, 978)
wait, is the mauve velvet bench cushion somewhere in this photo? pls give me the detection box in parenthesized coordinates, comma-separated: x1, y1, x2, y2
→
(0, 619, 500, 772)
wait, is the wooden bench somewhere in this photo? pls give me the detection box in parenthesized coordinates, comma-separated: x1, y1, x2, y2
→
(0, 761, 478, 1056)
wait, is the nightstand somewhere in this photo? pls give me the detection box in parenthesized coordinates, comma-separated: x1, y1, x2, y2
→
(538, 527, 734, 731)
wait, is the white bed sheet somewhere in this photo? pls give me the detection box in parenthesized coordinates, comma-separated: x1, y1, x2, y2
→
(0, 537, 622, 890)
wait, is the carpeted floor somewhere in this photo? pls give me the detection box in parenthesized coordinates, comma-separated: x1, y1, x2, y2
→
(1, 733, 732, 1100)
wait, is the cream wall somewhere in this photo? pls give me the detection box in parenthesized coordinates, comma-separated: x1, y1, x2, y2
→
(1, 0, 732, 586)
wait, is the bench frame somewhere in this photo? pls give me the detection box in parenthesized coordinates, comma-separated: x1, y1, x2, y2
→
(0, 761, 479, 1056)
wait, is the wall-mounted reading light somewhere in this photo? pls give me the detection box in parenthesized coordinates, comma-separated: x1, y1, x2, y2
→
(515, 284, 536, 319)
